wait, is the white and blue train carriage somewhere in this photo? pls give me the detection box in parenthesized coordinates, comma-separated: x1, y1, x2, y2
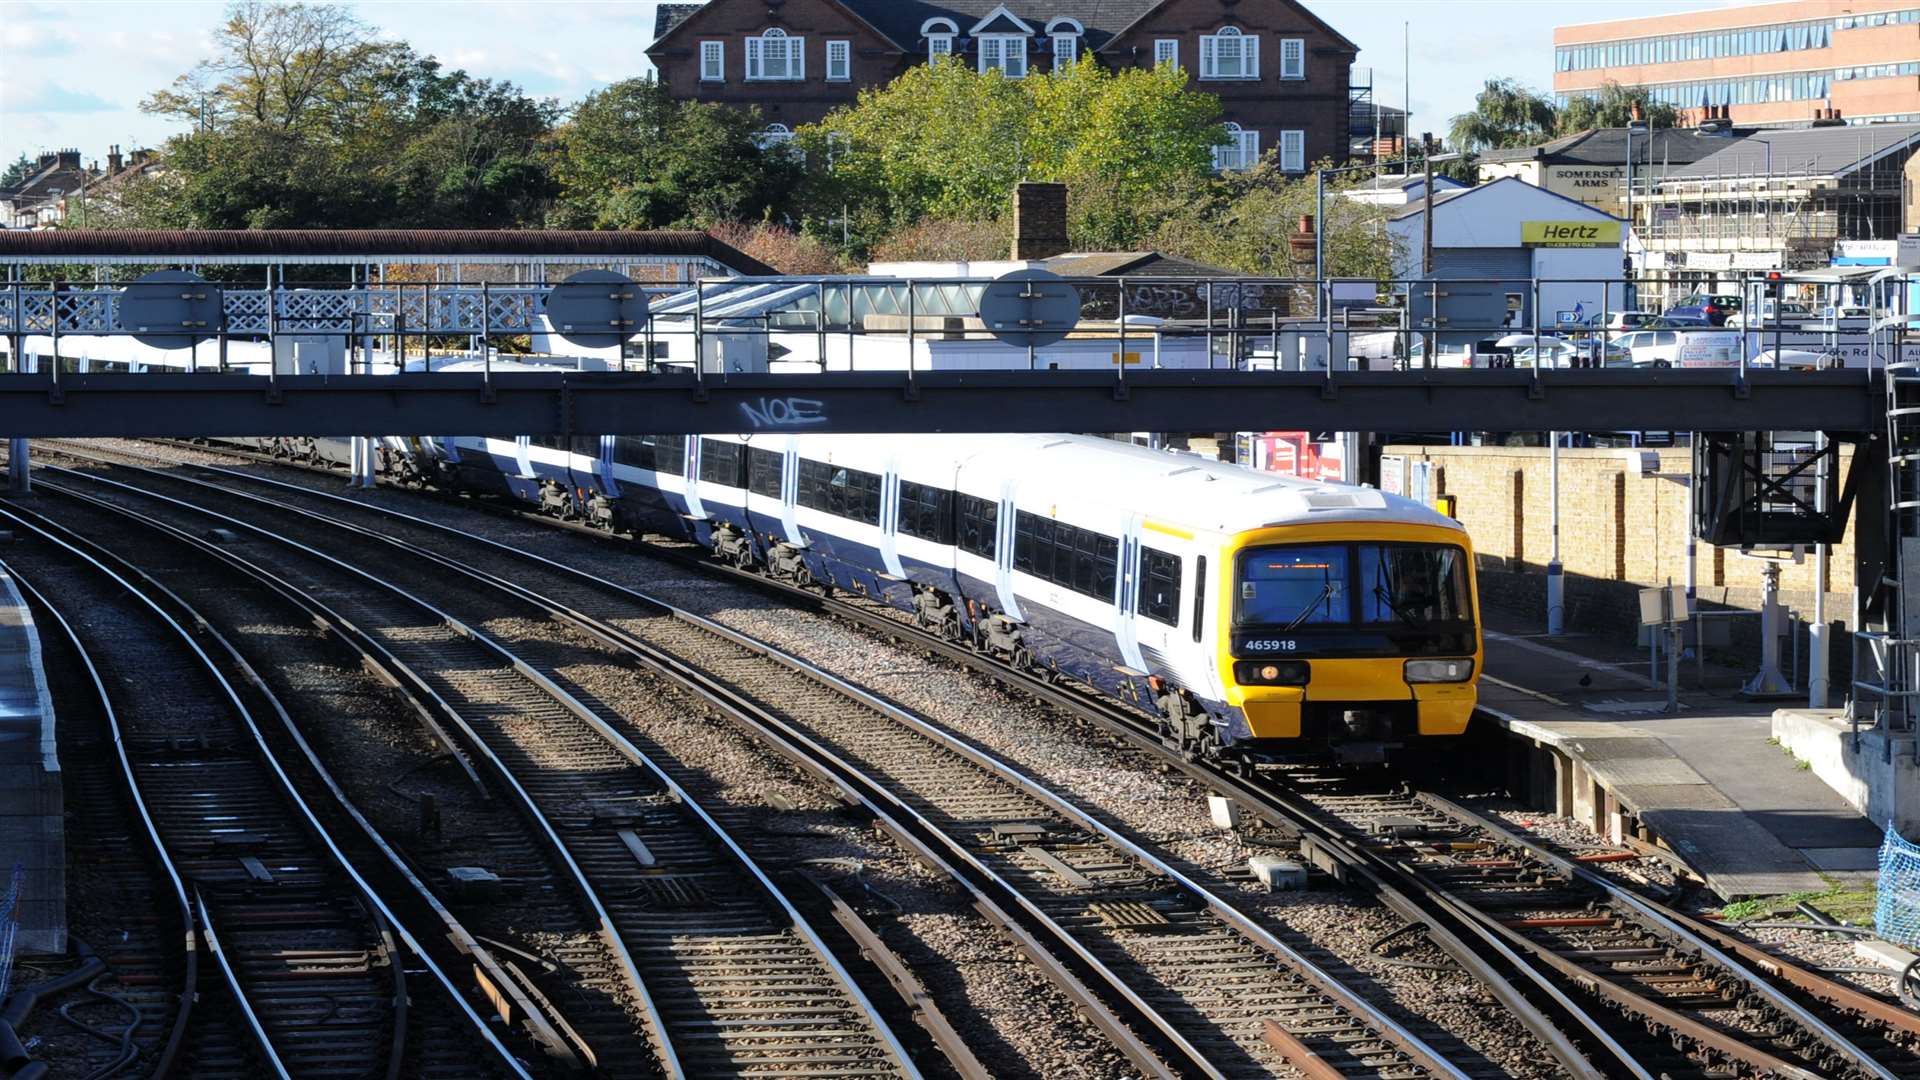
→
(436, 432, 1484, 761)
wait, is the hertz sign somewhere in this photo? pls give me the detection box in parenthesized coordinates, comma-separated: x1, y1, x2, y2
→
(1521, 220, 1622, 247)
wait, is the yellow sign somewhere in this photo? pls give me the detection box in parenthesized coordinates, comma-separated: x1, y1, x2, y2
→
(1110, 351, 1142, 365)
(1521, 220, 1621, 247)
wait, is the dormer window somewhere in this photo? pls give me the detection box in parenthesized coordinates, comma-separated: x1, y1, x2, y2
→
(979, 34, 1028, 77)
(746, 27, 805, 81)
(1200, 26, 1259, 80)
(1046, 17, 1082, 70)
(922, 18, 957, 64)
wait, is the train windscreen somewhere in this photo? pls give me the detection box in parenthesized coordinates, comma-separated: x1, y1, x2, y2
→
(1234, 542, 1473, 654)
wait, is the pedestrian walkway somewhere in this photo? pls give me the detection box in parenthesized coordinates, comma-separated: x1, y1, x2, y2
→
(1477, 607, 1881, 900)
(0, 562, 62, 953)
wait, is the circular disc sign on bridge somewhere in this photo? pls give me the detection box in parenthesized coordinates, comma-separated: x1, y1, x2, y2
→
(119, 270, 223, 351)
(979, 268, 1082, 350)
(543, 269, 648, 350)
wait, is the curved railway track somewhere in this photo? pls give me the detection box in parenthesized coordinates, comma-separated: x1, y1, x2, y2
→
(24, 446, 924, 1080)
(74, 438, 1920, 1077)
(28, 444, 1532, 1078)
(0, 495, 528, 1079)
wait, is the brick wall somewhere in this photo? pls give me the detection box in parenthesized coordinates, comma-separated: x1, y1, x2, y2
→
(1388, 444, 1856, 654)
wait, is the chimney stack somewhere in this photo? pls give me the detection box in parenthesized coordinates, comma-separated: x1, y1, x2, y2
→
(108, 145, 123, 174)
(1011, 182, 1070, 261)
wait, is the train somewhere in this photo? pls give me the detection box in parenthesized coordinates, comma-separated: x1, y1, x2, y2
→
(217, 432, 1483, 763)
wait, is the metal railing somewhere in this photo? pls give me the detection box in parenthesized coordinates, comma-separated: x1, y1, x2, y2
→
(1851, 630, 1920, 743)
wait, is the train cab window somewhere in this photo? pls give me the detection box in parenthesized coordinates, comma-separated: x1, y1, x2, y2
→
(747, 447, 784, 498)
(1014, 511, 1118, 602)
(956, 494, 997, 558)
(898, 480, 955, 544)
(797, 458, 881, 525)
(699, 439, 744, 486)
(1140, 548, 1182, 625)
(613, 434, 685, 475)
(1191, 556, 1207, 642)
(1358, 544, 1473, 625)
(1236, 544, 1351, 625)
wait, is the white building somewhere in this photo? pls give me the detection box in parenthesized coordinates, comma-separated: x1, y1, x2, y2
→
(1388, 177, 1627, 347)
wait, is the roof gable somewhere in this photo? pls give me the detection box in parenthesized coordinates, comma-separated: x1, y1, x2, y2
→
(1390, 176, 1625, 222)
(649, 0, 910, 52)
(968, 5, 1034, 34)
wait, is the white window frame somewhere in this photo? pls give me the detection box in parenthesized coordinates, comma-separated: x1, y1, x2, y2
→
(745, 28, 805, 81)
(826, 39, 851, 81)
(1213, 122, 1259, 171)
(1047, 17, 1081, 70)
(1154, 38, 1179, 69)
(1199, 26, 1259, 80)
(700, 41, 724, 81)
(1280, 129, 1305, 172)
(1280, 37, 1304, 80)
(758, 123, 794, 150)
(923, 17, 957, 64)
(1053, 33, 1078, 68)
(978, 34, 1028, 78)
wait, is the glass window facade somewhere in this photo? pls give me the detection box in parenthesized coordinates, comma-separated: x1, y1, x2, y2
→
(1557, 70, 1833, 109)
(1557, 9, 1920, 74)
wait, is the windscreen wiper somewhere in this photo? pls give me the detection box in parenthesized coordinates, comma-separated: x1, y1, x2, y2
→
(1280, 583, 1336, 632)
(1372, 585, 1430, 630)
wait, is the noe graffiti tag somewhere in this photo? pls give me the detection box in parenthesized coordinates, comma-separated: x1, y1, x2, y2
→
(739, 396, 828, 429)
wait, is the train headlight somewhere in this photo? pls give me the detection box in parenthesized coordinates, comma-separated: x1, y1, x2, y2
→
(1233, 660, 1309, 686)
(1404, 659, 1474, 683)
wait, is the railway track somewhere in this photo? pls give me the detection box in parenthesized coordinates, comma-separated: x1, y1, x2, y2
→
(30, 446, 1527, 1077)
(0, 496, 528, 1078)
(86, 438, 1920, 1077)
(25, 445, 924, 1080)
(33, 443, 1528, 1068)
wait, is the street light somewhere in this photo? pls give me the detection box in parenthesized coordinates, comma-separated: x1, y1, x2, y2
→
(1625, 119, 1648, 309)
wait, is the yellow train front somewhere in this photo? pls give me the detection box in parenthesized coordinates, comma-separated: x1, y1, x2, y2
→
(1205, 521, 1481, 765)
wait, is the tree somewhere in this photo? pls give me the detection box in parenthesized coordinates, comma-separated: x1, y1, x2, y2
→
(1150, 162, 1399, 283)
(544, 78, 797, 229)
(1448, 78, 1557, 153)
(1556, 81, 1678, 134)
(0, 154, 34, 191)
(795, 58, 1224, 255)
(123, 1, 554, 230)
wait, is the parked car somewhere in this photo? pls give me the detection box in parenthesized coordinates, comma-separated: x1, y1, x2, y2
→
(1726, 301, 1812, 328)
(1580, 310, 1666, 332)
(1662, 293, 1743, 326)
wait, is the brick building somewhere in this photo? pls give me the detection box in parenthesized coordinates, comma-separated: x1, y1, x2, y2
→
(647, 0, 1358, 172)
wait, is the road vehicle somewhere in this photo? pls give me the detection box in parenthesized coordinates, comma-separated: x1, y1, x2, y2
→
(1663, 293, 1743, 326)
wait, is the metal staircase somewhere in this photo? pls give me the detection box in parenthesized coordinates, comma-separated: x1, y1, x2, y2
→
(1852, 269, 1920, 738)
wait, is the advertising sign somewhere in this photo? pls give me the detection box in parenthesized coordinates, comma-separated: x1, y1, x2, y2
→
(1521, 220, 1623, 247)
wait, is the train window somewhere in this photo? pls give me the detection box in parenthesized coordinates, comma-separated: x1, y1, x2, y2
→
(1140, 548, 1182, 625)
(956, 494, 997, 558)
(898, 480, 955, 544)
(747, 447, 784, 498)
(572, 435, 601, 458)
(613, 434, 685, 475)
(1014, 511, 1118, 602)
(1191, 556, 1206, 642)
(699, 439, 744, 486)
(529, 434, 568, 450)
(797, 458, 881, 525)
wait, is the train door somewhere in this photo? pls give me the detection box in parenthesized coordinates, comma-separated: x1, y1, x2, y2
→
(683, 438, 707, 522)
(780, 443, 801, 544)
(1114, 514, 1149, 674)
(878, 464, 906, 579)
(597, 436, 619, 497)
(993, 484, 1023, 623)
(513, 435, 533, 478)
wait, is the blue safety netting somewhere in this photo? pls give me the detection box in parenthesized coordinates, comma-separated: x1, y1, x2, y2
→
(1879, 826, 1920, 948)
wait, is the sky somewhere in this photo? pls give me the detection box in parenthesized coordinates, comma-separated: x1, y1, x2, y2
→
(0, 0, 1762, 169)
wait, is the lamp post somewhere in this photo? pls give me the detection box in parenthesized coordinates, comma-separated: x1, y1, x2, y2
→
(1625, 118, 1648, 310)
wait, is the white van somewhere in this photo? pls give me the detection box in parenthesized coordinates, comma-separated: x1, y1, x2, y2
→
(1607, 328, 1745, 368)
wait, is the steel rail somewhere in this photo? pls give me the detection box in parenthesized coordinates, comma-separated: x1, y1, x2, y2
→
(36, 453, 922, 1080)
(2, 568, 197, 1080)
(1421, 791, 1907, 1080)
(0, 494, 537, 1080)
(66, 445, 1485, 1079)
(24, 477, 583, 1069)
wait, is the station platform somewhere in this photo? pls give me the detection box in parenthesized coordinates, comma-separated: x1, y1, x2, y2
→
(0, 562, 62, 954)
(1476, 609, 1882, 901)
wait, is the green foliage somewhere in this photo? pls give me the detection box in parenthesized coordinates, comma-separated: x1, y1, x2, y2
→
(1556, 81, 1679, 134)
(544, 78, 798, 229)
(1449, 79, 1557, 154)
(1149, 161, 1399, 282)
(0, 154, 34, 191)
(795, 58, 1223, 254)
